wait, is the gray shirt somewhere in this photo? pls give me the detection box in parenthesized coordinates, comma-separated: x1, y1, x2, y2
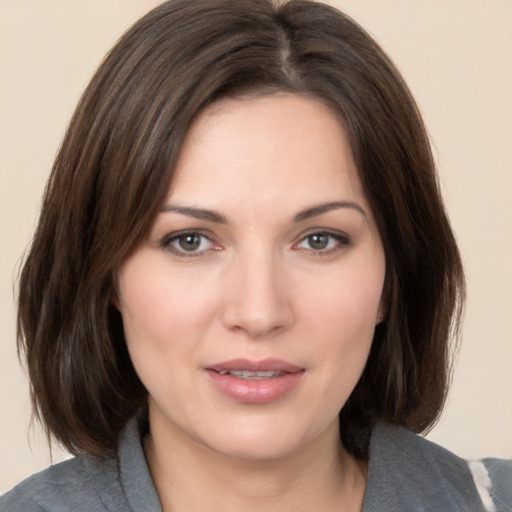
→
(1, 419, 510, 511)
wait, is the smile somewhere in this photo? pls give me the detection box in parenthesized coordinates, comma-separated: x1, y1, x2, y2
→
(204, 359, 305, 404)
(217, 370, 286, 380)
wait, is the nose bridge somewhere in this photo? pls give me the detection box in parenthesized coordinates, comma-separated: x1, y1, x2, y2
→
(222, 242, 292, 338)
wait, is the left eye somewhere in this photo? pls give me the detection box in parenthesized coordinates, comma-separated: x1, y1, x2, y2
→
(161, 232, 215, 254)
(295, 232, 349, 252)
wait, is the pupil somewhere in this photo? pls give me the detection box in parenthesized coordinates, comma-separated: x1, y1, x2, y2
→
(179, 234, 200, 251)
(309, 233, 328, 250)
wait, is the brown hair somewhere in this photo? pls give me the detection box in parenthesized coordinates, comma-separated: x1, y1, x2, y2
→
(17, 0, 465, 458)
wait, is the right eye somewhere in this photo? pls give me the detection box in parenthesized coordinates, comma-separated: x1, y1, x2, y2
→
(160, 231, 218, 256)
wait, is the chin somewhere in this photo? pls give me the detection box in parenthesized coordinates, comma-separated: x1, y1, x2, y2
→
(204, 432, 307, 461)
(193, 412, 340, 462)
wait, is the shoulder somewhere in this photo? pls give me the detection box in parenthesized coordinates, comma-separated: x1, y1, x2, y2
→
(475, 458, 512, 511)
(364, 423, 512, 512)
(0, 417, 160, 512)
(0, 452, 124, 512)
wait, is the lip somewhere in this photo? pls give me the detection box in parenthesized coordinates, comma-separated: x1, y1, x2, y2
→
(204, 358, 305, 404)
(207, 358, 303, 373)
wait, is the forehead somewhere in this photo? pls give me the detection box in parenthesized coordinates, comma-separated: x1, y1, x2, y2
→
(166, 94, 368, 214)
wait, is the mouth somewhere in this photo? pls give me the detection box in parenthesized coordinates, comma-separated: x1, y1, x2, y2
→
(206, 358, 303, 377)
(204, 358, 305, 404)
(215, 369, 286, 380)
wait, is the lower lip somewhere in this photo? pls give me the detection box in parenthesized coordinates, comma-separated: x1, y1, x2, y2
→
(205, 370, 304, 404)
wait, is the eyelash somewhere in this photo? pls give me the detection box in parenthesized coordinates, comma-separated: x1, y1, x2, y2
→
(159, 230, 219, 257)
(159, 230, 350, 257)
(293, 230, 350, 255)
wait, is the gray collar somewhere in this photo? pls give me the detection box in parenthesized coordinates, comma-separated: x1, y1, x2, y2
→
(362, 422, 485, 511)
(118, 417, 162, 512)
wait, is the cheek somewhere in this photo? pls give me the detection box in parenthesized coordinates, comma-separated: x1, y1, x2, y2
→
(305, 261, 384, 333)
(116, 257, 216, 385)
(119, 256, 217, 341)
(301, 257, 384, 375)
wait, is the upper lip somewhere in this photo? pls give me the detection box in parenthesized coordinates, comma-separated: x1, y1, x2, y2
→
(206, 358, 303, 373)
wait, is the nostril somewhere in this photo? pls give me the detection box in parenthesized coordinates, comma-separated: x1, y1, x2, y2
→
(222, 301, 293, 339)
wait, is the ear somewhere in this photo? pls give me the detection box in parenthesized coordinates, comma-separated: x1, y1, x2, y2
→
(376, 274, 390, 325)
(110, 274, 121, 311)
(111, 291, 120, 310)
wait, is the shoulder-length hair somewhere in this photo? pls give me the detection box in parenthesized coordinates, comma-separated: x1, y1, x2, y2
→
(18, 0, 464, 458)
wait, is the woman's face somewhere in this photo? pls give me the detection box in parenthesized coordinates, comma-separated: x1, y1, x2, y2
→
(117, 94, 386, 461)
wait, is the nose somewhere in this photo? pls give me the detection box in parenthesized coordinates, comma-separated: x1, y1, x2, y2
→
(221, 249, 294, 339)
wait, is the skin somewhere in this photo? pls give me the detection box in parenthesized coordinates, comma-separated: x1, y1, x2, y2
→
(117, 94, 386, 511)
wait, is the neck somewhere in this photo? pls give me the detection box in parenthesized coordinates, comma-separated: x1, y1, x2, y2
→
(144, 412, 367, 512)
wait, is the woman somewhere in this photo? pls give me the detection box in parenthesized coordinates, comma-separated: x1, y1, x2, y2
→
(1, 0, 510, 510)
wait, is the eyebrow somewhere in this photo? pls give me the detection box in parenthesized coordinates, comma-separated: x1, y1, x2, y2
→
(161, 200, 367, 224)
(161, 205, 228, 223)
(293, 201, 367, 222)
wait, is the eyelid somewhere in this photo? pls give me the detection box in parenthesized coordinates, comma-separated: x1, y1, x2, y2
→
(158, 228, 350, 257)
(159, 229, 222, 256)
(292, 229, 351, 253)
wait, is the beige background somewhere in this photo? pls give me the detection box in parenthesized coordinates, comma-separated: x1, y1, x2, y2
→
(1, 0, 511, 493)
